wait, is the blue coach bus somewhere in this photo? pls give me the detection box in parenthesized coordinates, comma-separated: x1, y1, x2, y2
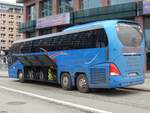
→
(8, 20, 145, 93)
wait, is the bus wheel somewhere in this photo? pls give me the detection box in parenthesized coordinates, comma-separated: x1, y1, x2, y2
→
(76, 74, 89, 93)
(61, 73, 73, 90)
(18, 71, 25, 83)
(39, 70, 44, 80)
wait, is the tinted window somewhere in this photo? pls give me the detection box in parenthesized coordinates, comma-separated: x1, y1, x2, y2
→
(8, 46, 18, 65)
(12, 29, 108, 54)
(8, 55, 17, 66)
(10, 43, 21, 54)
(21, 41, 32, 53)
(38, 29, 108, 51)
(116, 23, 143, 47)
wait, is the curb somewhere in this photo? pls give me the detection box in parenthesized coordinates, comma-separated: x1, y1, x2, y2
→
(123, 87, 150, 92)
(0, 70, 8, 78)
(145, 77, 150, 78)
(0, 75, 8, 78)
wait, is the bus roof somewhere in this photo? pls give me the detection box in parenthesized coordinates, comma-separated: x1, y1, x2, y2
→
(13, 20, 127, 44)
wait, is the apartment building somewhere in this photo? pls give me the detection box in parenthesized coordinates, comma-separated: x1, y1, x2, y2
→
(0, 2, 23, 51)
(0, 2, 23, 64)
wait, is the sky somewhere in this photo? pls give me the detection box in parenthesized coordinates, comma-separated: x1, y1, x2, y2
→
(0, 0, 16, 3)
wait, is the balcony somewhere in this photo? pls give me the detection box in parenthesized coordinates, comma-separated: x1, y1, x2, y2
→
(73, 1, 143, 24)
(18, 20, 36, 33)
(16, 0, 24, 3)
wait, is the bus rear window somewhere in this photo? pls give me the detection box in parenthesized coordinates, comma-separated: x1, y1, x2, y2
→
(116, 22, 143, 47)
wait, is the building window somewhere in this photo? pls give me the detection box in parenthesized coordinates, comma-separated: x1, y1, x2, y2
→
(80, 0, 101, 10)
(1, 20, 6, 26)
(9, 40, 13, 44)
(16, 34, 22, 40)
(40, 0, 52, 17)
(28, 5, 36, 20)
(9, 21, 14, 26)
(1, 27, 5, 31)
(0, 33, 5, 38)
(26, 32, 36, 38)
(1, 46, 5, 50)
(9, 15, 14, 19)
(59, 0, 73, 13)
(9, 34, 14, 39)
(16, 15, 22, 20)
(39, 28, 52, 36)
(16, 22, 21, 27)
(1, 40, 6, 44)
(9, 27, 14, 32)
(1, 14, 6, 19)
(109, 0, 133, 5)
(15, 7, 23, 13)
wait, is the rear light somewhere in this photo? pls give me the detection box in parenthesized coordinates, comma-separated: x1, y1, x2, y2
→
(109, 63, 121, 76)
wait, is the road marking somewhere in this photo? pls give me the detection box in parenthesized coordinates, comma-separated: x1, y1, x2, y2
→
(0, 85, 112, 113)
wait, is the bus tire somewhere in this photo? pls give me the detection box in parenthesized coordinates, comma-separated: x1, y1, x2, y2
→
(76, 74, 89, 93)
(61, 73, 73, 90)
(18, 71, 25, 83)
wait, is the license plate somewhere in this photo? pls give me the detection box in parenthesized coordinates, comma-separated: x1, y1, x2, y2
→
(127, 72, 138, 77)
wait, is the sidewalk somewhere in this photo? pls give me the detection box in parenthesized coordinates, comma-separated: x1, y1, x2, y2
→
(127, 77, 150, 92)
(145, 72, 150, 78)
(0, 70, 8, 78)
(125, 72, 150, 91)
(0, 64, 8, 77)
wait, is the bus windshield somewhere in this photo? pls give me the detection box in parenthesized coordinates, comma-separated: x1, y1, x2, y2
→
(116, 22, 143, 47)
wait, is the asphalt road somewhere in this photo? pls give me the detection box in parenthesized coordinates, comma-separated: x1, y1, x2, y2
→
(0, 77, 150, 113)
(0, 88, 86, 113)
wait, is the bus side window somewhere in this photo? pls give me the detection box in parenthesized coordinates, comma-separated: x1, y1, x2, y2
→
(21, 41, 32, 53)
(32, 39, 42, 52)
(96, 29, 108, 48)
(12, 43, 20, 54)
(8, 54, 17, 66)
(40, 38, 49, 51)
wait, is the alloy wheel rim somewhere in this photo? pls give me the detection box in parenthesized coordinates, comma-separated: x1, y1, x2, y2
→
(79, 77, 86, 88)
(19, 73, 23, 80)
(63, 76, 69, 87)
